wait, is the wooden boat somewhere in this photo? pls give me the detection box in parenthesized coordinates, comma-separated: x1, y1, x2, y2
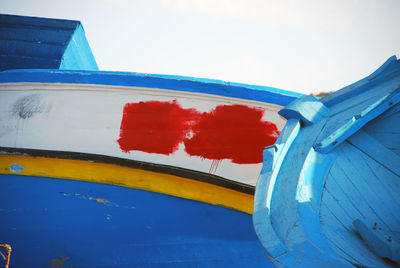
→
(254, 56, 400, 267)
(0, 14, 300, 267)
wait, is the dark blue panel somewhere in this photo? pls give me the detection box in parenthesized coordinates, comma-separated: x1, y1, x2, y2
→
(0, 14, 79, 29)
(0, 39, 65, 58)
(0, 174, 273, 267)
(0, 25, 72, 44)
(0, 55, 60, 69)
(0, 14, 98, 71)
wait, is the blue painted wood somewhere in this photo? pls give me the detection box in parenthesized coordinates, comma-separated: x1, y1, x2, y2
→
(255, 111, 351, 266)
(315, 88, 400, 153)
(348, 130, 400, 176)
(59, 25, 98, 71)
(294, 149, 348, 265)
(363, 102, 400, 157)
(0, 69, 300, 106)
(320, 201, 387, 267)
(0, 39, 66, 57)
(0, 174, 274, 267)
(254, 56, 400, 267)
(322, 56, 400, 107)
(0, 24, 72, 44)
(253, 119, 300, 258)
(320, 145, 400, 266)
(278, 95, 329, 125)
(0, 14, 98, 71)
(0, 55, 61, 70)
(354, 219, 400, 263)
(338, 144, 400, 231)
(0, 14, 78, 29)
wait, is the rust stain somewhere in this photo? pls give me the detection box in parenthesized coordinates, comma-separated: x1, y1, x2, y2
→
(59, 192, 136, 210)
(60, 192, 113, 206)
(0, 244, 11, 268)
(95, 198, 111, 204)
(51, 256, 73, 268)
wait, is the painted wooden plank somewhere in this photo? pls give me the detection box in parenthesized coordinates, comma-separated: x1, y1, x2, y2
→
(338, 143, 400, 230)
(321, 172, 399, 266)
(362, 132, 400, 152)
(347, 130, 400, 176)
(319, 202, 375, 266)
(324, 75, 399, 121)
(342, 141, 400, 223)
(359, 155, 400, 233)
(315, 87, 400, 153)
(319, 79, 398, 129)
(323, 175, 363, 228)
(320, 202, 388, 267)
(0, 14, 98, 71)
(362, 103, 400, 158)
(377, 101, 400, 120)
(354, 219, 400, 263)
(278, 95, 329, 125)
(60, 25, 98, 71)
(0, 25, 72, 44)
(0, 14, 79, 29)
(321, 187, 354, 231)
(293, 149, 350, 265)
(0, 55, 61, 70)
(254, 56, 400, 267)
(270, 240, 348, 267)
(329, 154, 394, 232)
(0, 83, 287, 186)
(322, 55, 400, 107)
(392, 149, 400, 156)
(0, 72, 299, 106)
(363, 112, 400, 134)
(266, 115, 328, 250)
(253, 119, 300, 257)
(0, 39, 65, 58)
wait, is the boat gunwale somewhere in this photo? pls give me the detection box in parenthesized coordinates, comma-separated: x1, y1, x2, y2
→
(0, 146, 254, 195)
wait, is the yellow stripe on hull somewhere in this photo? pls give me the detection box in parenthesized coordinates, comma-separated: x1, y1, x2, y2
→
(0, 155, 254, 214)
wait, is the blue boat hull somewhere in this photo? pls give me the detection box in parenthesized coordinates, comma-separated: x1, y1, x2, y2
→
(0, 174, 273, 267)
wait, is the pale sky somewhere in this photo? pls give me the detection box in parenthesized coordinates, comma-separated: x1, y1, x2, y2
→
(1, 0, 399, 94)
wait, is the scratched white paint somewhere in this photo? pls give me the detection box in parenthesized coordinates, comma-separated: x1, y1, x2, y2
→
(0, 82, 286, 185)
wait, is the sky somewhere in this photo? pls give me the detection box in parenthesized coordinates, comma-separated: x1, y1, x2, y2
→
(1, 0, 399, 94)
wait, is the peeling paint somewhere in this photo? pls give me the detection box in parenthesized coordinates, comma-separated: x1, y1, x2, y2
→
(298, 185, 312, 202)
(59, 192, 136, 209)
(9, 163, 24, 173)
(51, 256, 72, 268)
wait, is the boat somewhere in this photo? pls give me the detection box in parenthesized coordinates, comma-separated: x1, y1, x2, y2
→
(0, 14, 301, 267)
(253, 55, 400, 267)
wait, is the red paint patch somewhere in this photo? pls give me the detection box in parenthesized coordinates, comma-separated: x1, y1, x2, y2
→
(118, 100, 199, 155)
(184, 105, 279, 164)
(118, 101, 279, 164)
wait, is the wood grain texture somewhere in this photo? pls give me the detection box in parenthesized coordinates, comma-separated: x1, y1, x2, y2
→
(254, 55, 400, 267)
(363, 102, 400, 157)
(320, 141, 400, 266)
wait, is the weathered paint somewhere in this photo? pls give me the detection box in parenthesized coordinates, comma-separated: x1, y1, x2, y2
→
(0, 14, 294, 268)
(0, 174, 274, 267)
(254, 56, 400, 267)
(0, 82, 287, 186)
(0, 244, 11, 268)
(0, 14, 98, 71)
(0, 70, 301, 106)
(0, 154, 254, 214)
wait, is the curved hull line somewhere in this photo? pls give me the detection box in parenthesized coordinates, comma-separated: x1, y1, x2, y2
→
(0, 154, 254, 214)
